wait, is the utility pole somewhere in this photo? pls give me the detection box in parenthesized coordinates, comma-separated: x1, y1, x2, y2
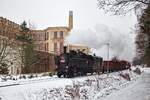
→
(106, 43, 110, 75)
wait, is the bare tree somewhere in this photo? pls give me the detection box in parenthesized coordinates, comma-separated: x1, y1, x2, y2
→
(28, 20, 37, 30)
(138, 4, 150, 66)
(0, 17, 20, 74)
(0, 37, 10, 74)
(97, 0, 149, 15)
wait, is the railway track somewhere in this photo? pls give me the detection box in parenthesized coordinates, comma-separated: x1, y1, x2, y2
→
(0, 77, 59, 88)
(0, 74, 99, 88)
(0, 71, 124, 88)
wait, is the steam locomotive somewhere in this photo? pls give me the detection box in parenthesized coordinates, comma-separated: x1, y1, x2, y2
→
(55, 47, 103, 78)
(55, 47, 130, 78)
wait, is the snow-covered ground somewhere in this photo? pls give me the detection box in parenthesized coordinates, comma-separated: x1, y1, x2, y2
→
(102, 67, 150, 100)
(0, 67, 144, 100)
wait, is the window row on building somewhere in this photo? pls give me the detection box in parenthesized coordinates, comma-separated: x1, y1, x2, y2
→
(35, 43, 49, 52)
(35, 42, 65, 54)
(54, 31, 63, 39)
(31, 31, 64, 41)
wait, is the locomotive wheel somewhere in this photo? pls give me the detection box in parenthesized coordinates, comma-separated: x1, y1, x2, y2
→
(82, 71, 86, 76)
(66, 70, 74, 78)
(57, 72, 62, 78)
(67, 73, 73, 78)
(63, 74, 66, 78)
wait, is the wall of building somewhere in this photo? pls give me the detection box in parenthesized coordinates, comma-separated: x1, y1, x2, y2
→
(0, 17, 20, 39)
(46, 27, 70, 55)
(30, 51, 56, 73)
(31, 30, 49, 52)
(31, 11, 73, 55)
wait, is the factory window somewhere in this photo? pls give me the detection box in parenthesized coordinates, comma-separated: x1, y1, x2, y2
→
(45, 44, 47, 51)
(45, 43, 49, 51)
(45, 32, 49, 40)
(60, 31, 63, 38)
(38, 34, 41, 41)
(39, 44, 43, 50)
(0, 29, 2, 35)
(60, 42, 63, 53)
(54, 31, 57, 39)
(54, 43, 57, 53)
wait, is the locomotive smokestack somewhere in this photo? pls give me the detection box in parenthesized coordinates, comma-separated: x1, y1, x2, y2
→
(64, 46, 67, 54)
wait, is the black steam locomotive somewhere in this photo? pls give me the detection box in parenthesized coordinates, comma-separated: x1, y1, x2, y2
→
(55, 47, 103, 78)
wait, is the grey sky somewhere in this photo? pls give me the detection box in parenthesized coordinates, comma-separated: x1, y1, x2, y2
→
(0, 0, 136, 30)
(0, 0, 137, 61)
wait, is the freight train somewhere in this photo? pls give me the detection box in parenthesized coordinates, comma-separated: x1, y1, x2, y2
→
(102, 60, 131, 72)
(55, 47, 130, 78)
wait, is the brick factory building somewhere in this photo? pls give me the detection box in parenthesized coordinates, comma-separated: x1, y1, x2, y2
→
(0, 11, 91, 74)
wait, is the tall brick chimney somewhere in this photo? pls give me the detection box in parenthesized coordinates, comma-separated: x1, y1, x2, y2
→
(68, 11, 73, 30)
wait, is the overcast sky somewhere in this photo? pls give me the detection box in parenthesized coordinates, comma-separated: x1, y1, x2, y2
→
(0, 0, 138, 61)
(0, 0, 137, 30)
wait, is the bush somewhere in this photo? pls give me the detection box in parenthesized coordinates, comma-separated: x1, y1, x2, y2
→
(41, 73, 49, 76)
(19, 75, 26, 79)
(1, 77, 7, 81)
(119, 73, 131, 81)
(133, 68, 141, 75)
(65, 82, 80, 99)
(49, 71, 56, 76)
(12, 78, 16, 80)
(28, 74, 34, 79)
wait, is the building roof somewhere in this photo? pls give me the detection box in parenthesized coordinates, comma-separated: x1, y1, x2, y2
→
(0, 17, 20, 27)
(46, 26, 70, 31)
(31, 30, 45, 32)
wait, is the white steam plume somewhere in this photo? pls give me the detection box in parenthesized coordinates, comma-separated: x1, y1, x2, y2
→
(65, 23, 136, 61)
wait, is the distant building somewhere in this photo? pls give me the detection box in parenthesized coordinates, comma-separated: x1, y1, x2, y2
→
(31, 11, 73, 55)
